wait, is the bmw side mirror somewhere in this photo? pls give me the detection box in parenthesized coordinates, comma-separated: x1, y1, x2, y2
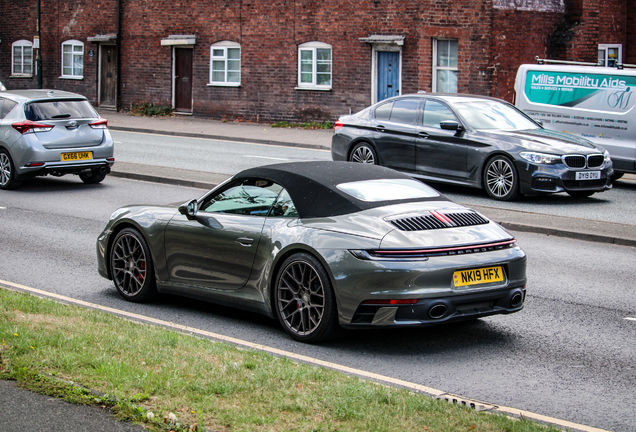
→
(440, 120, 464, 131)
(179, 199, 199, 220)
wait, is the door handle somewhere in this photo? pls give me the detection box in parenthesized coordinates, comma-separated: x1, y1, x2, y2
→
(236, 237, 254, 247)
(418, 132, 430, 138)
(376, 125, 386, 132)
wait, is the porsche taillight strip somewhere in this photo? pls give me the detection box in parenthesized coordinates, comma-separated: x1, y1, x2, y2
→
(354, 239, 517, 260)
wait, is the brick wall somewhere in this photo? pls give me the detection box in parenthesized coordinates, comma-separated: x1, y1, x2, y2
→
(0, 0, 38, 89)
(1, 0, 632, 122)
(490, 9, 563, 102)
(628, 5, 636, 65)
(118, 0, 494, 121)
(0, 0, 117, 102)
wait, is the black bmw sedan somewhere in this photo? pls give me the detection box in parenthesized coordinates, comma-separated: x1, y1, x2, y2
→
(332, 94, 614, 200)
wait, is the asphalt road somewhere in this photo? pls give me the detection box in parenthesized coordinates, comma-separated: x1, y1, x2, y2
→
(1, 175, 635, 432)
(112, 130, 636, 226)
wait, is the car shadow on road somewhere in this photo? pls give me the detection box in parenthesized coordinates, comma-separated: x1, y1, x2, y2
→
(429, 180, 614, 207)
(108, 289, 518, 356)
(8, 176, 108, 193)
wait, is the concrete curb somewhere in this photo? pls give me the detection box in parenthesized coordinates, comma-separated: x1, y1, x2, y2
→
(110, 169, 216, 191)
(497, 222, 636, 247)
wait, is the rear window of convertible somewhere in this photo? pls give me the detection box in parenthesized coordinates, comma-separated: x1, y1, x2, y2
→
(336, 179, 440, 202)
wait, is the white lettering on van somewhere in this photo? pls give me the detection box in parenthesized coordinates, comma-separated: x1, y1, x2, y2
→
(532, 73, 554, 85)
(600, 78, 627, 89)
(555, 75, 599, 88)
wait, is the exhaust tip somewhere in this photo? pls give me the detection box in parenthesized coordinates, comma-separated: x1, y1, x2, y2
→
(428, 304, 448, 319)
(510, 292, 523, 308)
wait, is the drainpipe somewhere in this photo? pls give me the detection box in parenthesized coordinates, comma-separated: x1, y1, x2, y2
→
(116, 0, 122, 111)
(35, 0, 42, 89)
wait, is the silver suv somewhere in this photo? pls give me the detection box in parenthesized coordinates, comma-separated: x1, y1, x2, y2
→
(0, 89, 114, 190)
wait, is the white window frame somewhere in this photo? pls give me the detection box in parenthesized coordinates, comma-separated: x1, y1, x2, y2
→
(208, 41, 241, 87)
(297, 41, 332, 90)
(432, 39, 458, 93)
(598, 44, 622, 67)
(12, 40, 33, 77)
(61, 40, 84, 79)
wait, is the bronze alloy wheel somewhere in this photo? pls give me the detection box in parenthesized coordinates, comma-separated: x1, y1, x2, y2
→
(275, 253, 339, 342)
(110, 228, 156, 302)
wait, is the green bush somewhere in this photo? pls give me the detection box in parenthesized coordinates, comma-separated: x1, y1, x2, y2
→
(130, 102, 174, 117)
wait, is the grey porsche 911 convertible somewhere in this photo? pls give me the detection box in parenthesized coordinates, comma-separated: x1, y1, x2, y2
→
(97, 161, 527, 343)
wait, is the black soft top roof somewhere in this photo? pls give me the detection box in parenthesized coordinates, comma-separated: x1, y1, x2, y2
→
(235, 161, 449, 218)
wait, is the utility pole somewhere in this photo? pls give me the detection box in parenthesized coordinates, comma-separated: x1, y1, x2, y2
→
(35, 0, 42, 89)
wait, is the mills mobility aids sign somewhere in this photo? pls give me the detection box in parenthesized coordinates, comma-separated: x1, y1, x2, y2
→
(525, 70, 636, 113)
(515, 64, 636, 173)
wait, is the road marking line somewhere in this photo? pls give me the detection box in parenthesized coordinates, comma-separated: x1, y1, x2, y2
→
(242, 155, 290, 161)
(625, 317, 636, 321)
(0, 278, 611, 432)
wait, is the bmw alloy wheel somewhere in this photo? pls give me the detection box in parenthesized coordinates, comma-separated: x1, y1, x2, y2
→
(484, 156, 520, 201)
(350, 143, 377, 164)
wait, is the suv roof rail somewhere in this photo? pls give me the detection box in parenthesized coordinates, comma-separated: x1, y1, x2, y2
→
(534, 56, 636, 70)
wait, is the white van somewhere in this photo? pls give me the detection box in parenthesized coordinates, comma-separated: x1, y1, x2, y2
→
(515, 62, 636, 177)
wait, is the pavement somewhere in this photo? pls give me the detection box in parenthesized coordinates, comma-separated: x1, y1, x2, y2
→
(2, 110, 633, 432)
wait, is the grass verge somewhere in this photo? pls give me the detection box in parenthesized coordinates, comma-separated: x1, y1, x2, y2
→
(271, 120, 332, 130)
(0, 288, 560, 432)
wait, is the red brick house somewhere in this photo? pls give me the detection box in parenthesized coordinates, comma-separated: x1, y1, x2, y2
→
(1, 0, 633, 122)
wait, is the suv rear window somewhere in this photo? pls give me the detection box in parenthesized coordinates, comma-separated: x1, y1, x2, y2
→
(24, 99, 97, 121)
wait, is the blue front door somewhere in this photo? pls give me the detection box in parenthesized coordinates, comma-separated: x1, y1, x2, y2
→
(377, 51, 400, 102)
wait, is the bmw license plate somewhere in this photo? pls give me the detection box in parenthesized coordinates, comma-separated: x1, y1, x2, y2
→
(575, 171, 600, 181)
(453, 266, 504, 288)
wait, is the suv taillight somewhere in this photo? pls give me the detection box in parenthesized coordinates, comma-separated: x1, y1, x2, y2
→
(12, 121, 54, 134)
(89, 118, 108, 129)
(334, 120, 344, 130)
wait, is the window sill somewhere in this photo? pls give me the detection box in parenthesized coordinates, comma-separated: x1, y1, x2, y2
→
(295, 86, 332, 91)
(59, 76, 84, 80)
(207, 83, 241, 87)
(10, 74, 33, 78)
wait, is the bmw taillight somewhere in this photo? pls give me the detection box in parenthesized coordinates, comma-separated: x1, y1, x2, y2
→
(89, 118, 108, 129)
(12, 121, 54, 134)
(334, 120, 344, 130)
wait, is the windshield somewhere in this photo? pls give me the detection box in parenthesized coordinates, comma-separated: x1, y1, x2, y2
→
(24, 99, 98, 121)
(453, 100, 539, 131)
(337, 179, 440, 202)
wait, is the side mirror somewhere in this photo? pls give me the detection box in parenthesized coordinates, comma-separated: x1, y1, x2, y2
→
(440, 120, 464, 132)
(178, 199, 199, 220)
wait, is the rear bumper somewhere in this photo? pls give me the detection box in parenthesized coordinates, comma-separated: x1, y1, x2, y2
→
(344, 286, 525, 329)
(15, 159, 113, 180)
